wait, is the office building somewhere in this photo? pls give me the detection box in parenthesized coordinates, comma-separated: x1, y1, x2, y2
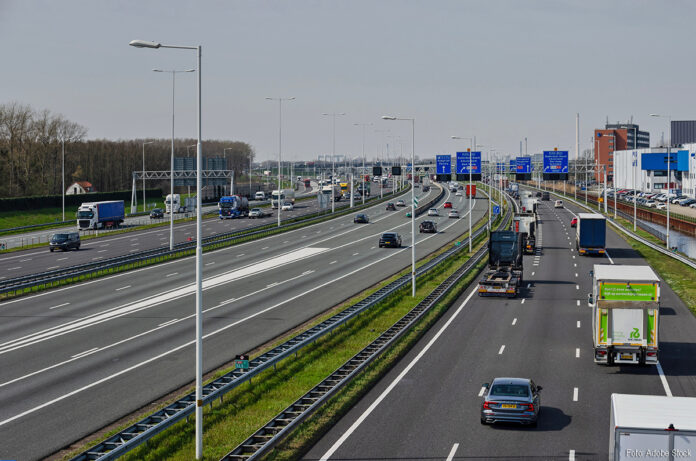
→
(671, 121, 696, 146)
(594, 122, 650, 182)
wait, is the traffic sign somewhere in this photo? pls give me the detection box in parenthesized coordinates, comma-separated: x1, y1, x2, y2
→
(436, 155, 451, 175)
(234, 354, 249, 370)
(456, 152, 481, 174)
(493, 205, 500, 215)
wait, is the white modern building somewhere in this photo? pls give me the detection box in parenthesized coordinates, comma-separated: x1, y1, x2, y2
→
(613, 147, 695, 197)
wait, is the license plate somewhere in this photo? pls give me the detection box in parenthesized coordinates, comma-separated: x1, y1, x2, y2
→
(621, 353, 634, 360)
(501, 404, 516, 409)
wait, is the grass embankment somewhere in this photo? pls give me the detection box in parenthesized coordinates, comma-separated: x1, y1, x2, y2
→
(531, 185, 696, 318)
(63, 205, 490, 461)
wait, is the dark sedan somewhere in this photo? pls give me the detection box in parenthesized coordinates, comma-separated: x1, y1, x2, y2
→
(386, 203, 397, 211)
(150, 208, 164, 219)
(378, 232, 402, 248)
(419, 220, 437, 233)
(354, 213, 369, 224)
(481, 377, 541, 427)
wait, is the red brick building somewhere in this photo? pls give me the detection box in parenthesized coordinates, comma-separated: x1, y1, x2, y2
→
(594, 123, 650, 183)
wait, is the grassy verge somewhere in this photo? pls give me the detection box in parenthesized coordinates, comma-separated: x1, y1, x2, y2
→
(531, 186, 696, 317)
(112, 230, 488, 461)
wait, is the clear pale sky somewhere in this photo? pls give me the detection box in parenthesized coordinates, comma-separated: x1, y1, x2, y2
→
(1, 0, 693, 162)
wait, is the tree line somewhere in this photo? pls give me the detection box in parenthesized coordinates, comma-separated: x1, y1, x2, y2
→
(0, 102, 254, 198)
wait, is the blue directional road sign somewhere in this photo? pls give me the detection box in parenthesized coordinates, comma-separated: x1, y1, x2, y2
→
(543, 150, 569, 173)
(406, 163, 412, 172)
(516, 156, 531, 174)
(493, 205, 500, 215)
(509, 159, 516, 172)
(456, 152, 481, 174)
(436, 155, 451, 174)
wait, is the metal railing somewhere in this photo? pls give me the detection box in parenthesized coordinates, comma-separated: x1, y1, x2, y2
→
(0, 185, 412, 297)
(69, 183, 487, 461)
(220, 191, 512, 460)
(528, 185, 696, 271)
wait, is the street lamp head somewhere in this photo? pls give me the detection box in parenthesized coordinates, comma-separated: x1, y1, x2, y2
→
(381, 115, 397, 120)
(129, 39, 161, 49)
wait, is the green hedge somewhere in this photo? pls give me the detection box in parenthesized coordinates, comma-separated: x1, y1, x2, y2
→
(0, 189, 163, 212)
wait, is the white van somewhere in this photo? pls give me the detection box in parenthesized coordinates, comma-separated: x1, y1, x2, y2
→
(254, 191, 266, 200)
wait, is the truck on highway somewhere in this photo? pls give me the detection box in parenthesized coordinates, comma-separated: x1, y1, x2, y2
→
(218, 195, 249, 219)
(465, 184, 477, 198)
(520, 197, 538, 215)
(513, 213, 537, 254)
(478, 231, 523, 298)
(576, 213, 607, 255)
(77, 200, 125, 230)
(271, 189, 295, 208)
(609, 393, 696, 461)
(165, 194, 195, 213)
(588, 264, 660, 365)
(321, 184, 341, 202)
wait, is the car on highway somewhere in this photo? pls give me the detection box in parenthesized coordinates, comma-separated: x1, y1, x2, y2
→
(396, 199, 406, 207)
(248, 208, 270, 218)
(443, 201, 453, 208)
(419, 220, 437, 233)
(254, 191, 266, 200)
(480, 377, 541, 427)
(422, 185, 430, 192)
(354, 213, 369, 224)
(49, 232, 81, 252)
(149, 208, 164, 219)
(378, 232, 402, 248)
(571, 217, 578, 227)
(427, 208, 439, 216)
(455, 190, 463, 196)
(386, 202, 397, 211)
(448, 210, 460, 218)
(281, 202, 294, 211)
(554, 200, 563, 208)
(536, 192, 542, 197)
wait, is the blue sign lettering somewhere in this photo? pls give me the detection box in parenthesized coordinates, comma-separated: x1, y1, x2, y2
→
(436, 155, 451, 175)
(516, 156, 531, 174)
(543, 151, 569, 173)
(456, 152, 481, 174)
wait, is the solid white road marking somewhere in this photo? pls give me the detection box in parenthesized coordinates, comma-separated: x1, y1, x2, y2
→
(576, 348, 580, 358)
(498, 345, 505, 355)
(115, 285, 131, 291)
(446, 443, 459, 461)
(48, 303, 70, 310)
(71, 347, 98, 359)
(7, 267, 21, 270)
(573, 387, 578, 401)
(577, 321, 581, 328)
(158, 319, 178, 327)
(605, 250, 615, 264)
(318, 288, 479, 461)
(569, 449, 576, 461)
(165, 273, 178, 277)
(478, 387, 487, 397)
(656, 362, 673, 397)
(512, 318, 517, 325)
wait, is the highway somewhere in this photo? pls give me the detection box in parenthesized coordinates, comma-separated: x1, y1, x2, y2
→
(305, 191, 696, 461)
(0, 183, 392, 280)
(0, 183, 487, 460)
(0, 179, 319, 251)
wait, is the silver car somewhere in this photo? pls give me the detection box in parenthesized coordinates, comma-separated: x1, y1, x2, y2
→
(480, 377, 542, 427)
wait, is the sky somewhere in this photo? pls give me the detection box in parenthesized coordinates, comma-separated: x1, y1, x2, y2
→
(1, 0, 694, 162)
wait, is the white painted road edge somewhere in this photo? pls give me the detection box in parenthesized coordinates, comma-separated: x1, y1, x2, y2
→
(319, 287, 479, 461)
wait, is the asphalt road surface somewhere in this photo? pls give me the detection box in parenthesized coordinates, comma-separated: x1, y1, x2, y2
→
(305, 190, 696, 461)
(0, 184, 487, 460)
(0, 184, 392, 279)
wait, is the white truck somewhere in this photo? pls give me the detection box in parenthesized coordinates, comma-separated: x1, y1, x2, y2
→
(588, 265, 660, 365)
(76, 201, 125, 230)
(513, 213, 537, 254)
(165, 194, 196, 213)
(320, 185, 341, 202)
(610, 394, 696, 461)
(271, 189, 295, 208)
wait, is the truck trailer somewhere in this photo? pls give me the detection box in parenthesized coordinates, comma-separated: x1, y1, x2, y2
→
(513, 213, 537, 254)
(465, 184, 477, 199)
(478, 231, 523, 298)
(77, 201, 125, 230)
(165, 194, 195, 213)
(218, 195, 249, 219)
(588, 264, 660, 365)
(577, 213, 607, 255)
(271, 189, 296, 208)
(609, 394, 696, 461)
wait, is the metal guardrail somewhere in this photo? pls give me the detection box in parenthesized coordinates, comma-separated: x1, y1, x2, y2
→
(529, 186, 696, 271)
(70, 187, 488, 461)
(0, 186, 411, 297)
(220, 191, 512, 460)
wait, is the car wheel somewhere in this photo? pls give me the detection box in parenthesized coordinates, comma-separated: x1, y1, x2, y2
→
(50, 248, 54, 252)
(480, 418, 488, 425)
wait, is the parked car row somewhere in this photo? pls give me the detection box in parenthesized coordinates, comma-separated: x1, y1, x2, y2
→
(607, 189, 696, 209)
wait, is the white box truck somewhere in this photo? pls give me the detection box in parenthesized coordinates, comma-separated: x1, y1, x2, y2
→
(165, 194, 195, 213)
(271, 189, 295, 208)
(610, 394, 696, 461)
(589, 265, 660, 365)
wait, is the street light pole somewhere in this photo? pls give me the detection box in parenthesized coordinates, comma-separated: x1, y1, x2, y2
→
(354, 123, 372, 205)
(650, 114, 672, 249)
(153, 68, 195, 251)
(451, 135, 474, 252)
(130, 38, 205, 460)
(142, 141, 154, 212)
(61, 137, 66, 222)
(382, 115, 416, 297)
(323, 112, 345, 213)
(268, 97, 295, 227)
